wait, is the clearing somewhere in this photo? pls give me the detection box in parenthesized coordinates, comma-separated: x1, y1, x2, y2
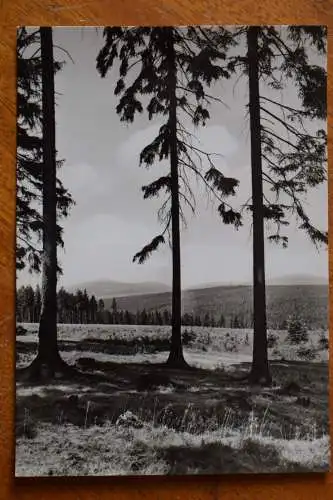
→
(15, 324, 330, 476)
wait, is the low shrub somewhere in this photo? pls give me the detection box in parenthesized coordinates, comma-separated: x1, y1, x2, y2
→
(267, 333, 278, 348)
(272, 347, 282, 358)
(287, 317, 309, 344)
(297, 346, 316, 361)
(16, 325, 28, 336)
(183, 329, 196, 346)
(223, 334, 238, 353)
(318, 333, 329, 350)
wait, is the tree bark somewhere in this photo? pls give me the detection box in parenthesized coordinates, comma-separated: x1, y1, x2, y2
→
(165, 29, 188, 368)
(26, 28, 69, 380)
(247, 26, 272, 385)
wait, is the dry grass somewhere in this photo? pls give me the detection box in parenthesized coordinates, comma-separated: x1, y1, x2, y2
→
(16, 409, 330, 477)
(15, 323, 330, 476)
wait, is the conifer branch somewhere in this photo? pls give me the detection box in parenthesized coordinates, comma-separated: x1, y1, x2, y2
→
(133, 235, 166, 264)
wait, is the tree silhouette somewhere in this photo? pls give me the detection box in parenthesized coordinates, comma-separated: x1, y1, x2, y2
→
(196, 26, 326, 383)
(244, 26, 327, 384)
(82, 289, 90, 323)
(97, 27, 241, 368)
(218, 313, 225, 328)
(246, 26, 271, 384)
(97, 298, 105, 323)
(111, 297, 118, 324)
(16, 283, 267, 329)
(57, 287, 67, 323)
(89, 295, 98, 323)
(16, 27, 74, 274)
(195, 26, 327, 383)
(34, 285, 42, 321)
(26, 28, 71, 379)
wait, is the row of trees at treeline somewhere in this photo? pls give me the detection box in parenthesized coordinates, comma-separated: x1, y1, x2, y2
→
(17, 26, 327, 384)
(16, 286, 248, 328)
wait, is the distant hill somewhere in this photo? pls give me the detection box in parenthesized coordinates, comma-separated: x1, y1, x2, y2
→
(67, 280, 171, 298)
(102, 284, 328, 329)
(267, 274, 328, 286)
(189, 274, 328, 289)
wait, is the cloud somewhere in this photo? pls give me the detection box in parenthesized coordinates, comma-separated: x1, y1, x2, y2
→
(60, 212, 172, 286)
(59, 163, 106, 197)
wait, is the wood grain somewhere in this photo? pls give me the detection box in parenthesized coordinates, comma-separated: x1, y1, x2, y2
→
(0, 0, 332, 498)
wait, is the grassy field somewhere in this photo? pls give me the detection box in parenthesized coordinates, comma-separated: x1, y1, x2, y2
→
(16, 324, 330, 476)
(102, 285, 329, 329)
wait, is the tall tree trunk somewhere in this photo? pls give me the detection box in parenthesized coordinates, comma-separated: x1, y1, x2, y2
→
(247, 26, 271, 385)
(165, 29, 188, 368)
(25, 28, 68, 380)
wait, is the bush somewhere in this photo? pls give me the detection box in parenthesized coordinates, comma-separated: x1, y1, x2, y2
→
(272, 347, 282, 358)
(297, 346, 316, 361)
(267, 333, 278, 348)
(287, 317, 309, 344)
(116, 411, 144, 429)
(183, 329, 196, 346)
(318, 333, 329, 350)
(16, 325, 27, 336)
(223, 334, 238, 353)
(202, 331, 211, 346)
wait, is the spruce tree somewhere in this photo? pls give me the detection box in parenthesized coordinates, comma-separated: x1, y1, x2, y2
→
(90, 295, 98, 323)
(34, 285, 42, 322)
(97, 299, 105, 323)
(16, 27, 74, 273)
(27, 27, 71, 379)
(97, 27, 241, 368)
(197, 25, 327, 383)
(83, 289, 90, 323)
(246, 26, 271, 384)
(111, 297, 118, 324)
(240, 26, 326, 383)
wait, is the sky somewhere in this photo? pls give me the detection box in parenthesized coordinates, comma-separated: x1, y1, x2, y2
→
(17, 27, 328, 289)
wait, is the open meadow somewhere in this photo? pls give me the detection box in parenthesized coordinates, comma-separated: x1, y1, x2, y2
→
(16, 323, 330, 476)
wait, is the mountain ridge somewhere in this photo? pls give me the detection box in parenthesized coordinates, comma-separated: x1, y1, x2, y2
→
(189, 273, 328, 289)
(66, 280, 171, 298)
(67, 273, 328, 299)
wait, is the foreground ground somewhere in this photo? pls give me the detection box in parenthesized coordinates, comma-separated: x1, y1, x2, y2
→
(16, 324, 330, 476)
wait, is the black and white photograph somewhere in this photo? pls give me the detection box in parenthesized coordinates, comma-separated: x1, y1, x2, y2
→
(16, 25, 329, 476)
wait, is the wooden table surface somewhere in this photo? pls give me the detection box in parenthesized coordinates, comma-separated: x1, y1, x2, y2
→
(0, 0, 332, 498)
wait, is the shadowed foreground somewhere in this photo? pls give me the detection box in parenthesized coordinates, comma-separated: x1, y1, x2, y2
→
(15, 325, 330, 476)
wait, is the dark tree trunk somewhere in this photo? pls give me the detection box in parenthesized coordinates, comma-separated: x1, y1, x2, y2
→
(247, 26, 272, 385)
(165, 29, 188, 369)
(25, 28, 70, 380)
